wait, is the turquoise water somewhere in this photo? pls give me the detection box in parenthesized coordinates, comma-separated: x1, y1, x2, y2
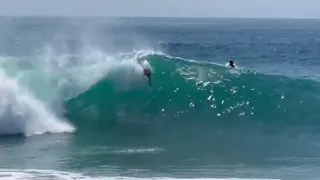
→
(0, 17, 320, 179)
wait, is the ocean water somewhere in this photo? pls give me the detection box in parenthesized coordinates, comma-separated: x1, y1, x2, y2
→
(0, 17, 320, 180)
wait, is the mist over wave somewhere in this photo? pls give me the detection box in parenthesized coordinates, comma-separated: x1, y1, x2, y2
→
(0, 38, 159, 136)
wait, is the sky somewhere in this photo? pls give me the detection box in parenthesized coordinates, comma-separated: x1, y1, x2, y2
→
(1, 0, 320, 19)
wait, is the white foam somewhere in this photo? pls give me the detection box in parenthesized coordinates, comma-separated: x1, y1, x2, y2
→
(0, 169, 279, 180)
(0, 71, 75, 136)
(113, 147, 165, 154)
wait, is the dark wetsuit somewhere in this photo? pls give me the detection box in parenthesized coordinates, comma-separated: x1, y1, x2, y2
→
(143, 68, 152, 87)
(229, 60, 235, 68)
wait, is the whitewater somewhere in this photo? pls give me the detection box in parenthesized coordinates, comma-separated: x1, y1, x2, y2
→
(0, 17, 320, 180)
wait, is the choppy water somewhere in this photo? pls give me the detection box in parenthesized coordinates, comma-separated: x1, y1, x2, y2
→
(0, 17, 320, 180)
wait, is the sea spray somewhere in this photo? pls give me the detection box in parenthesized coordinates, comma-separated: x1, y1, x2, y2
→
(0, 46, 158, 134)
(0, 71, 74, 136)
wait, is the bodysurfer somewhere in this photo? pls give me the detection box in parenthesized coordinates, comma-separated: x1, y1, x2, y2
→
(137, 58, 152, 87)
(143, 67, 152, 87)
(228, 60, 235, 68)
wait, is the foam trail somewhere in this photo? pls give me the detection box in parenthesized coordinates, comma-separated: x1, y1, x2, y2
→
(0, 169, 278, 180)
(0, 71, 74, 136)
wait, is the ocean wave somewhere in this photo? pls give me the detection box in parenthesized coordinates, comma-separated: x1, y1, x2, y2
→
(65, 51, 320, 131)
(0, 47, 319, 135)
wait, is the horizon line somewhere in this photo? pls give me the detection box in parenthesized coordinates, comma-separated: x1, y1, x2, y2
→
(0, 15, 320, 20)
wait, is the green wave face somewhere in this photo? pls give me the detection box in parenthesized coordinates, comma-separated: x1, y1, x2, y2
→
(64, 54, 320, 131)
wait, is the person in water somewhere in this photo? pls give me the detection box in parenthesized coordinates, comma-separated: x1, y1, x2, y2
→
(228, 60, 235, 68)
(137, 58, 152, 87)
(143, 67, 152, 87)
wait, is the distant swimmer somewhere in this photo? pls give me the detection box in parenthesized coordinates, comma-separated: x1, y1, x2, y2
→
(228, 60, 235, 68)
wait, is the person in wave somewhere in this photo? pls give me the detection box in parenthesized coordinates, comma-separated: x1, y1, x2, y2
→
(143, 67, 152, 87)
(228, 60, 235, 68)
(138, 58, 152, 87)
